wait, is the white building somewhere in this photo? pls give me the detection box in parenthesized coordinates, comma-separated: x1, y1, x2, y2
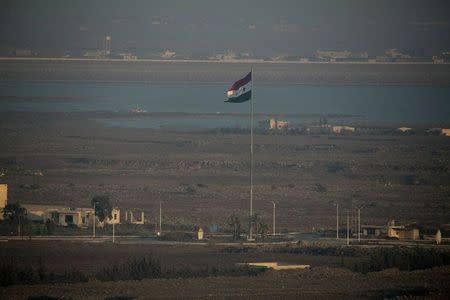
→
(332, 126, 355, 134)
(124, 210, 145, 224)
(161, 50, 176, 59)
(269, 118, 290, 130)
(398, 127, 413, 133)
(315, 50, 351, 60)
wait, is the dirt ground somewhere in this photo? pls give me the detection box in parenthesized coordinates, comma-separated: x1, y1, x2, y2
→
(2, 266, 449, 299)
(1, 110, 449, 232)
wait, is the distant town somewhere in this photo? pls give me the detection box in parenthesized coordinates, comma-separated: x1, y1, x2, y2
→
(3, 35, 450, 64)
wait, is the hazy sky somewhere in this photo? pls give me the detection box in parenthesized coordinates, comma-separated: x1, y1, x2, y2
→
(1, 0, 450, 57)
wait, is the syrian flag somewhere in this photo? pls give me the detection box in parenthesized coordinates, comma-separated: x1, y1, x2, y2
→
(225, 71, 252, 103)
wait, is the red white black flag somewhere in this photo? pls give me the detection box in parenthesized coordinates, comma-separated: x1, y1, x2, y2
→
(225, 72, 252, 103)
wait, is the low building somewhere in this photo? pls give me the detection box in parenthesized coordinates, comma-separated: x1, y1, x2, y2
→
(83, 50, 105, 59)
(398, 127, 413, 133)
(14, 49, 33, 57)
(385, 48, 411, 59)
(361, 225, 386, 237)
(23, 204, 94, 227)
(161, 50, 176, 59)
(315, 50, 351, 60)
(306, 124, 332, 135)
(427, 128, 450, 136)
(442, 128, 450, 137)
(388, 227, 420, 240)
(124, 210, 145, 224)
(387, 220, 420, 240)
(118, 53, 138, 60)
(420, 224, 450, 244)
(332, 125, 355, 134)
(269, 118, 290, 130)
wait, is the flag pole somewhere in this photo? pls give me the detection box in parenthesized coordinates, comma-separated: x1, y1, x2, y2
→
(249, 66, 254, 241)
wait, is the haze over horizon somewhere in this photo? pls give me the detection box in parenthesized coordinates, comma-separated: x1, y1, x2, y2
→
(1, 0, 450, 58)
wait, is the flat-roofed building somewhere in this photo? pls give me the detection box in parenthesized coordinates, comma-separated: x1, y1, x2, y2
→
(269, 118, 290, 130)
(387, 220, 420, 240)
(332, 125, 355, 134)
(23, 204, 94, 227)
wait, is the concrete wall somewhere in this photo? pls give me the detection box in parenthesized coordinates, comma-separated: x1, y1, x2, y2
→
(0, 184, 7, 220)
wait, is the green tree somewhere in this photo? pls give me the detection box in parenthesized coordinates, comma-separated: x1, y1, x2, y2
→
(251, 213, 269, 241)
(227, 214, 242, 240)
(3, 203, 27, 236)
(91, 195, 112, 223)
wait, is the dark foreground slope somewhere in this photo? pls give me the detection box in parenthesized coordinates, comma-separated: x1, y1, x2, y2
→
(0, 241, 449, 299)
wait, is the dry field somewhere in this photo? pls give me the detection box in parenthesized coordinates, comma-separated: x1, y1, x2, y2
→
(0, 110, 449, 232)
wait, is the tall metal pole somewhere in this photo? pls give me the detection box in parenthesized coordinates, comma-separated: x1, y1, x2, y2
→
(336, 203, 339, 240)
(159, 201, 162, 236)
(249, 67, 254, 241)
(112, 221, 115, 243)
(358, 207, 361, 242)
(18, 215, 21, 238)
(272, 201, 276, 236)
(93, 201, 96, 238)
(346, 210, 350, 245)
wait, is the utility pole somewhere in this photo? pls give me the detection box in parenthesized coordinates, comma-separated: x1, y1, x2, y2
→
(93, 201, 96, 238)
(249, 67, 254, 241)
(336, 203, 339, 240)
(358, 207, 361, 242)
(346, 210, 350, 246)
(18, 215, 21, 239)
(112, 221, 115, 243)
(159, 201, 162, 236)
(271, 201, 276, 236)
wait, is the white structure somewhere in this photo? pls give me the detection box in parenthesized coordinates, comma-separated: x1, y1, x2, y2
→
(398, 127, 413, 133)
(315, 50, 351, 60)
(104, 36, 111, 56)
(385, 49, 411, 59)
(442, 128, 450, 137)
(119, 53, 138, 60)
(427, 128, 450, 136)
(125, 210, 145, 224)
(197, 227, 204, 240)
(436, 229, 442, 245)
(332, 126, 355, 134)
(240, 262, 310, 270)
(161, 50, 176, 58)
(106, 207, 121, 225)
(269, 118, 290, 130)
